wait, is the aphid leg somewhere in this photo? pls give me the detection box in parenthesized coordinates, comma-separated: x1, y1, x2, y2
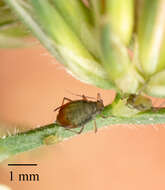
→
(78, 126, 85, 134)
(64, 126, 84, 134)
(94, 120, 97, 133)
(82, 95, 88, 101)
(97, 93, 103, 104)
(61, 97, 72, 105)
(97, 93, 101, 100)
(100, 114, 108, 118)
(54, 97, 72, 112)
(54, 106, 62, 112)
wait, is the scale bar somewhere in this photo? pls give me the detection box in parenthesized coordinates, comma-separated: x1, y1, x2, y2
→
(8, 164, 37, 166)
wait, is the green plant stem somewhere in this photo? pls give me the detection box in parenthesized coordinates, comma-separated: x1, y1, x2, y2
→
(0, 105, 165, 162)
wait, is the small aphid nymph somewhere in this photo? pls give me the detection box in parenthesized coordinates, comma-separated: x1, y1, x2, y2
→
(43, 135, 60, 145)
(127, 94, 152, 111)
(54, 93, 104, 134)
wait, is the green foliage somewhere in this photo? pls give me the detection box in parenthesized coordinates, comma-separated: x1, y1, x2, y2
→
(0, 96, 165, 162)
(1, 0, 165, 161)
(3, 0, 165, 96)
(0, 0, 30, 47)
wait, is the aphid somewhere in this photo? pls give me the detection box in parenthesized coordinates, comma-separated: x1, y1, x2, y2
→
(54, 93, 104, 134)
(43, 135, 60, 145)
(127, 94, 152, 111)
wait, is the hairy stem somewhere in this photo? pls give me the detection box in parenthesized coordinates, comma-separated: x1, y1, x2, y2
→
(0, 105, 165, 162)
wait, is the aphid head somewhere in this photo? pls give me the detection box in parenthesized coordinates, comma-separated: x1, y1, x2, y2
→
(96, 93, 104, 111)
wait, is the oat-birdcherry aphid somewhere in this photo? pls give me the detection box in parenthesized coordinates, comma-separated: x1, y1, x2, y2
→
(127, 94, 152, 111)
(54, 93, 104, 134)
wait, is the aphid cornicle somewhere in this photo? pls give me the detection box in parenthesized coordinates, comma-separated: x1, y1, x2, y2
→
(54, 93, 104, 134)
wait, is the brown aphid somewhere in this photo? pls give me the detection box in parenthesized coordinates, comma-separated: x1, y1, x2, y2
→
(54, 93, 104, 134)
(127, 94, 152, 111)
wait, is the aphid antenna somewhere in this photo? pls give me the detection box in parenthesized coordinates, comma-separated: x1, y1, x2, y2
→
(65, 90, 97, 100)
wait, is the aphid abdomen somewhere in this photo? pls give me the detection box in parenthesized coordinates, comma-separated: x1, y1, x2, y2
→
(66, 101, 95, 127)
(75, 101, 96, 125)
(56, 105, 71, 127)
(56, 100, 98, 128)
